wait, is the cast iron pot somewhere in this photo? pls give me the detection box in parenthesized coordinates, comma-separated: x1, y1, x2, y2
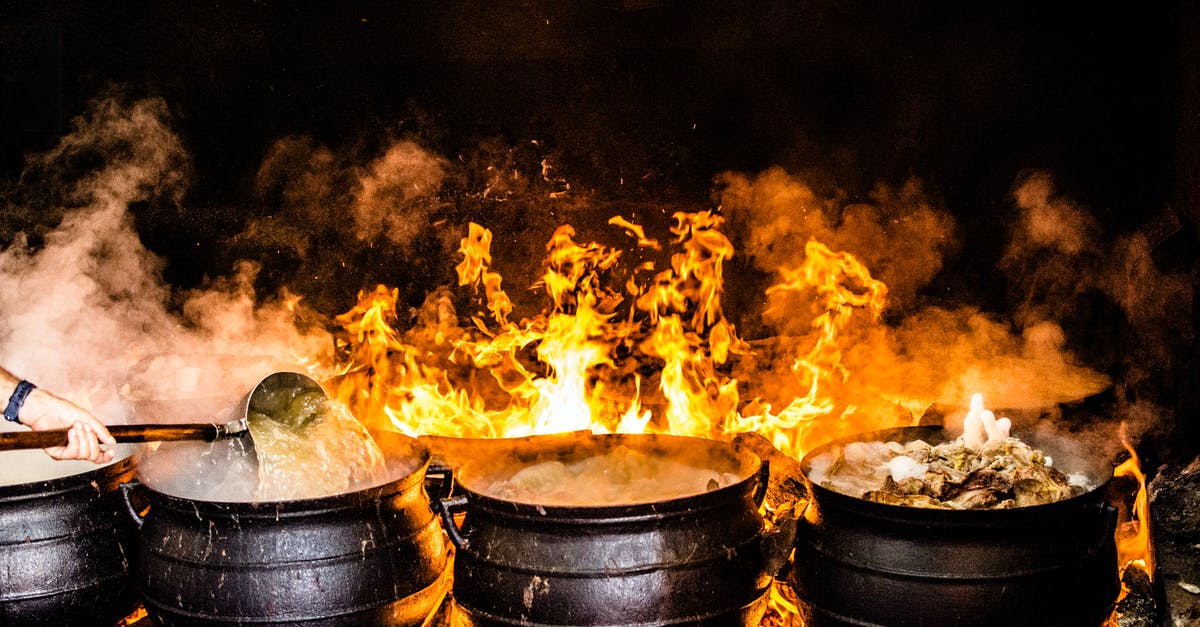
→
(121, 430, 451, 626)
(790, 426, 1119, 627)
(0, 449, 139, 626)
(438, 433, 782, 626)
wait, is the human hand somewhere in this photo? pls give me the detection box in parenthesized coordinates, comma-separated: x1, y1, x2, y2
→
(19, 389, 116, 464)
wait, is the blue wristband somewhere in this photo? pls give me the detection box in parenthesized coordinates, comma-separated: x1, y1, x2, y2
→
(4, 380, 36, 423)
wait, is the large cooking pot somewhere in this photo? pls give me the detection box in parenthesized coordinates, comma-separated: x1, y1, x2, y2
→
(437, 433, 780, 626)
(790, 426, 1119, 627)
(0, 446, 139, 626)
(121, 430, 451, 626)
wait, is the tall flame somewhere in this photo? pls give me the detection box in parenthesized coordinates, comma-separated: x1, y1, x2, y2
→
(331, 213, 891, 458)
(1114, 423, 1154, 579)
(728, 239, 889, 460)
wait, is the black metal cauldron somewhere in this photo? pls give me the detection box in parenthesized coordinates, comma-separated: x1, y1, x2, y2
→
(790, 426, 1119, 627)
(438, 433, 780, 626)
(122, 430, 450, 626)
(0, 449, 139, 626)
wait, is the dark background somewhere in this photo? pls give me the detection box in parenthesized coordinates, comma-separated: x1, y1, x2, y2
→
(3, 2, 1193, 222)
(2, 1, 1198, 459)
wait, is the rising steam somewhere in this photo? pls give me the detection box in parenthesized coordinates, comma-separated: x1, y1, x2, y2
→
(714, 166, 1116, 433)
(0, 96, 332, 423)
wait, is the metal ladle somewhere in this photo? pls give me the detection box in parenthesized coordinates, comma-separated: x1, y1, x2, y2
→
(0, 371, 327, 457)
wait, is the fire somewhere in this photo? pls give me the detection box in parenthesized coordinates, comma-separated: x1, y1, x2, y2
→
(728, 240, 889, 460)
(330, 212, 888, 460)
(1114, 424, 1154, 579)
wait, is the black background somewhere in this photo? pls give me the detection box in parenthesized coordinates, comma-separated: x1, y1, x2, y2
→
(2, 2, 1192, 219)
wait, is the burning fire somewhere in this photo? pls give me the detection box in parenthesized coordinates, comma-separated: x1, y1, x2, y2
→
(1114, 424, 1154, 581)
(329, 212, 889, 462)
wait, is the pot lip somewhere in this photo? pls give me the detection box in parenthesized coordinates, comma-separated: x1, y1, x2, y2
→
(0, 452, 136, 499)
(799, 425, 1114, 520)
(135, 430, 433, 513)
(453, 432, 764, 517)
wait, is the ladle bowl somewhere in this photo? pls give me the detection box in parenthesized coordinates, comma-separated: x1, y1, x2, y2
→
(0, 371, 326, 467)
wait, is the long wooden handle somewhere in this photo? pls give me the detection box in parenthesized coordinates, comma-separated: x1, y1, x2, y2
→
(0, 423, 221, 451)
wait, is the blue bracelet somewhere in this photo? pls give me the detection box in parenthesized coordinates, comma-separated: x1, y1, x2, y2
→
(4, 380, 36, 423)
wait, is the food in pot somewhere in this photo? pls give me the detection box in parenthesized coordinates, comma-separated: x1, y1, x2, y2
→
(483, 444, 742, 506)
(247, 397, 389, 501)
(807, 435, 1093, 509)
(140, 389, 389, 502)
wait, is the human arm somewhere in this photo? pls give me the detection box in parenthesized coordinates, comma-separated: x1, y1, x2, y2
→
(1, 367, 116, 463)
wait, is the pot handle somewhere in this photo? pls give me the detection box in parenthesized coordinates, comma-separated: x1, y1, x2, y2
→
(436, 494, 471, 551)
(425, 464, 455, 501)
(753, 460, 770, 507)
(118, 481, 146, 529)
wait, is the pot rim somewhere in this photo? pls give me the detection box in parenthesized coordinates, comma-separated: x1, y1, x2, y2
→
(133, 429, 432, 513)
(452, 432, 764, 518)
(799, 425, 1115, 522)
(0, 451, 136, 499)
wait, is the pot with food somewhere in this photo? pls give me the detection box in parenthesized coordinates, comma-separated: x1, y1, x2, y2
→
(0, 445, 139, 626)
(790, 420, 1119, 627)
(437, 432, 778, 626)
(122, 374, 451, 626)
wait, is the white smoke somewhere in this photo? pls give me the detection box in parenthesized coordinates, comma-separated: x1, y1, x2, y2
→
(0, 97, 332, 424)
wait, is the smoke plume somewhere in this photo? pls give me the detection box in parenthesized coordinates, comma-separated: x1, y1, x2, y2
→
(0, 96, 332, 423)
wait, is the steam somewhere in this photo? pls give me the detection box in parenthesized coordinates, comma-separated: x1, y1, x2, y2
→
(716, 166, 957, 314)
(252, 136, 449, 247)
(0, 96, 332, 423)
(1000, 171, 1194, 445)
(713, 166, 1120, 441)
(1, 91, 1184, 472)
(351, 141, 449, 244)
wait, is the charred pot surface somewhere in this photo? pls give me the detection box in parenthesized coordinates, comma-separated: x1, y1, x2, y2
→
(129, 431, 450, 626)
(791, 426, 1120, 627)
(0, 451, 139, 627)
(441, 433, 774, 626)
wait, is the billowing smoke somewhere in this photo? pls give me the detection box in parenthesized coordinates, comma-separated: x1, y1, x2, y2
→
(0, 96, 332, 423)
(252, 136, 450, 248)
(1001, 171, 1194, 445)
(716, 167, 957, 316)
(2, 93, 1184, 463)
(1003, 171, 1193, 377)
(713, 165, 1122, 441)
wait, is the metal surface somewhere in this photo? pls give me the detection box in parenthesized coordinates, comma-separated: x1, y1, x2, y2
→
(0, 452, 139, 626)
(0, 370, 321, 454)
(442, 433, 776, 626)
(129, 429, 450, 626)
(791, 426, 1120, 627)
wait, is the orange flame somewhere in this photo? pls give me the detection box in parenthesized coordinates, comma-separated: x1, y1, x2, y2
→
(1114, 423, 1154, 579)
(331, 214, 898, 460)
(728, 239, 889, 460)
